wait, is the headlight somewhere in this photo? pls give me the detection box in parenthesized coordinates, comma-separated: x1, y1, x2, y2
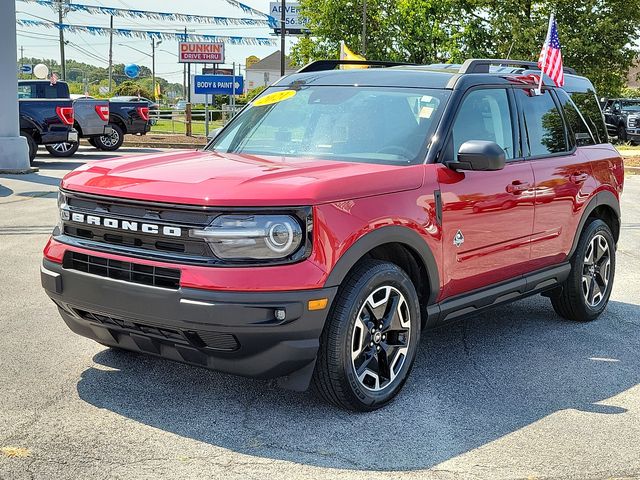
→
(57, 191, 70, 232)
(190, 214, 305, 261)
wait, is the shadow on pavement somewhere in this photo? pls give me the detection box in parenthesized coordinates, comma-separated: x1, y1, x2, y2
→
(76, 296, 640, 471)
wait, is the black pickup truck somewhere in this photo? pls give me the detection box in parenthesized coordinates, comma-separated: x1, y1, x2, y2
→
(602, 98, 640, 143)
(19, 98, 78, 164)
(89, 99, 152, 151)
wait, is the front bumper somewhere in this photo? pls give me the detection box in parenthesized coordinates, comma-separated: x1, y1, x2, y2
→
(41, 258, 337, 390)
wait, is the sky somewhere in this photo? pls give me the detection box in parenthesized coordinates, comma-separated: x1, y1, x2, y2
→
(15, 0, 295, 83)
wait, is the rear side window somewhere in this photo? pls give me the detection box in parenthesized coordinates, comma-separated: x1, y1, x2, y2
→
(556, 90, 595, 147)
(451, 88, 515, 159)
(517, 89, 568, 156)
(17, 84, 33, 99)
(568, 92, 608, 144)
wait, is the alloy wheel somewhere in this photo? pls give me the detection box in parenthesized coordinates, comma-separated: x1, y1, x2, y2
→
(101, 130, 119, 147)
(51, 142, 73, 153)
(350, 285, 411, 392)
(582, 233, 611, 308)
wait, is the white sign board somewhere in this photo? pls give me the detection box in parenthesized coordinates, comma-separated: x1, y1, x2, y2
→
(179, 42, 225, 64)
(269, 2, 309, 32)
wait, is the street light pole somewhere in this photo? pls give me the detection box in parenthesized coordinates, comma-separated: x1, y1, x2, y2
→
(108, 15, 113, 93)
(280, 0, 286, 76)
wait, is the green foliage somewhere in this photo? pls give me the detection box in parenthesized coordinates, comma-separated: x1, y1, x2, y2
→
(113, 80, 153, 99)
(621, 87, 640, 98)
(244, 86, 267, 102)
(293, 0, 640, 96)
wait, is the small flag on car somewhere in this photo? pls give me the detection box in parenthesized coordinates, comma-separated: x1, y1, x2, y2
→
(537, 14, 564, 87)
(340, 41, 367, 69)
(50, 72, 58, 85)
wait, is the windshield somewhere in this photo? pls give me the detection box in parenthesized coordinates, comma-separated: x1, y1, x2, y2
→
(621, 100, 640, 111)
(207, 86, 449, 165)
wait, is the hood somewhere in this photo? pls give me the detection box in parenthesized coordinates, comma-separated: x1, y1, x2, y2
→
(61, 150, 424, 206)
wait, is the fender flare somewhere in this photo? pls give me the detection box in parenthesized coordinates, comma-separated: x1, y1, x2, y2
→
(568, 190, 620, 258)
(323, 225, 440, 305)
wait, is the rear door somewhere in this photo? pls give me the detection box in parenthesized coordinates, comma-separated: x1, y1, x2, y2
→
(437, 87, 535, 299)
(516, 87, 596, 271)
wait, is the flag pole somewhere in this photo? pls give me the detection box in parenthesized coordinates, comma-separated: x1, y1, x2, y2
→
(536, 14, 554, 95)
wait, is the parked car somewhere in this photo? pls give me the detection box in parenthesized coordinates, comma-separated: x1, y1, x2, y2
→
(19, 98, 77, 164)
(172, 100, 188, 110)
(42, 58, 622, 411)
(87, 98, 151, 151)
(18, 80, 111, 157)
(110, 95, 159, 112)
(602, 98, 640, 143)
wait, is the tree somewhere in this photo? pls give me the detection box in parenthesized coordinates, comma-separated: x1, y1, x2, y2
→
(113, 80, 153, 99)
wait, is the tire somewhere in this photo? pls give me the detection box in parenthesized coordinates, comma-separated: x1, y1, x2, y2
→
(617, 124, 627, 143)
(46, 142, 79, 157)
(94, 124, 124, 151)
(313, 259, 421, 411)
(87, 137, 98, 148)
(21, 132, 37, 164)
(550, 219, 615, 322)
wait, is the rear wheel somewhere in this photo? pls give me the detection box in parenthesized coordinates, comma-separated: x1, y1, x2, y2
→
(87, 137, 98, 148)
(21, 132, 37, 164)
(94, 124, 124, 151)
(617, 125, 627, 143)
(550, 219, 615, 322)
(313, 260, 420, 411)
(46, 142, 79, 157)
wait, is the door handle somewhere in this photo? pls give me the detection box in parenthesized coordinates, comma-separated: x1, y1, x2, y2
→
(506, 181, 530, 194)
(570, 172, 589, 183)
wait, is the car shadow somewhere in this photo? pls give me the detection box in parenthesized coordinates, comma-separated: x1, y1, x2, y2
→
(76, 296, 640, 471)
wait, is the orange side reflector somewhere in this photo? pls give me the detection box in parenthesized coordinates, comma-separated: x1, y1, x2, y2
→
(308, 298, 328, 311)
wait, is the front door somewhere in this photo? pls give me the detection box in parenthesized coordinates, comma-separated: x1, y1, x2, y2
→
(438, 87, 535, 299)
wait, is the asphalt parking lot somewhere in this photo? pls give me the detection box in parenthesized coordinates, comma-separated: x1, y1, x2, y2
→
(1, 147, 639, 480)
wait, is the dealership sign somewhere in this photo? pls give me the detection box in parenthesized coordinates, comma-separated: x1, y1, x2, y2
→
(194, 75, 244, 95)
(269, 2, 309, 34)
(179, 42, 225, 63)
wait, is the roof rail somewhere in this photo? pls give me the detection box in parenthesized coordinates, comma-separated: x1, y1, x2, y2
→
(297, 59, 414, 73)
(460, 58, 577, 75)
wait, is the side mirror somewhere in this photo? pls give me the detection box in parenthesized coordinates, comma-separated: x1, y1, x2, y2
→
(448, 140, 506, 172)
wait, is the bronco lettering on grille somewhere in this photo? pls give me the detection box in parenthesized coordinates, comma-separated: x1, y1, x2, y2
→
(69, 212, 182, 237)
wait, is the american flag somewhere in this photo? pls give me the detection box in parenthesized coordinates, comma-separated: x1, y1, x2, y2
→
(537, 15, 564, 87)
(50, 72, 58, 86)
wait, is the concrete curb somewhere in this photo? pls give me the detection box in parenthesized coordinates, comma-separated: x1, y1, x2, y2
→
(0, 166, 39, 174)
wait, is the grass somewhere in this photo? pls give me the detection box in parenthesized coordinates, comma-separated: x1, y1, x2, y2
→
(151, 119, 223, 136)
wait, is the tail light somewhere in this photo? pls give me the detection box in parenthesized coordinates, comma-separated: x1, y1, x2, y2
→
(137, 106, 150, 121)
(56, 106, 74, 126)
(95, 104, 110, 121)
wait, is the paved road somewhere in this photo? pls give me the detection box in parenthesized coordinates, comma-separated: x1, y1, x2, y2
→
(1, 148, 639, 480)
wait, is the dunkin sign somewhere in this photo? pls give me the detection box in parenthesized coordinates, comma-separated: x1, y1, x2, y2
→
(179, 42, 225, 63)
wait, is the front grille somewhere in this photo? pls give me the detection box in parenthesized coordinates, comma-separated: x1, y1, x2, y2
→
(64, 251, 181, 289)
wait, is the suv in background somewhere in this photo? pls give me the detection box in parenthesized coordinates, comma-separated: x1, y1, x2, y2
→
(41, 59, 623, 411)
(602, 98, 640, 143)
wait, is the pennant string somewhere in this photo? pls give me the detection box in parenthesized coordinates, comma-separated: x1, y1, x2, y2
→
(16, 18, 279, 46)
(17, 0, 278, 28)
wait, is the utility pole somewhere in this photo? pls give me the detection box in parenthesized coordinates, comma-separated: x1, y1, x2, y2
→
(183, 27, 187, 99)
(152, 39, 155, 101)
(57, 0, 67, 79)
(20, 46, 24, 63)
(362, 0, 367, 57)
(280, 0, 286, 76)
(108, 15, 113, 93)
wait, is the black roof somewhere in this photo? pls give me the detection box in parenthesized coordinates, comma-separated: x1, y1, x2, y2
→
(276, 59, 595, 94)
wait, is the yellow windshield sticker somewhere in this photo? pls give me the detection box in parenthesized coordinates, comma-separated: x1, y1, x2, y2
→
(253, 90, 297, 107)
(419, 106, 434, 119)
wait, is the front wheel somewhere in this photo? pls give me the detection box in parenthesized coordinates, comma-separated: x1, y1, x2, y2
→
(550, 219, 615, 322)
(21, 132, 37, 164)
(313, 260, 421, 411)
(94, 124, 124, 151)
(46, 142, 79, 157)
(617, 125, 627, 144)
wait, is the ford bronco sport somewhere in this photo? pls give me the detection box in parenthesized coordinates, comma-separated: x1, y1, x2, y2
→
(42, 58, 623, 411)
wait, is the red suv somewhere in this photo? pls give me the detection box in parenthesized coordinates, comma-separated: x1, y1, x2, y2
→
(42, 59, 623, 411)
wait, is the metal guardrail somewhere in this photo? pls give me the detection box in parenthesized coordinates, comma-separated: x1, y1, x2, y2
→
(149, 107, 242, 135)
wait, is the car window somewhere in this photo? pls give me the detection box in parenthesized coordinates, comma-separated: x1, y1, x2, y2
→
(17, 84, 33, 99)
(451, 88, 514, 159)
(569, 92, 608, 144)
(518, 89, 568, 156)
(209, 86, 450, 165)
(556, 90, 595, 147)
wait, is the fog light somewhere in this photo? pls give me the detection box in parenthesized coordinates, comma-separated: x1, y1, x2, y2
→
(275, 309, 286, 321)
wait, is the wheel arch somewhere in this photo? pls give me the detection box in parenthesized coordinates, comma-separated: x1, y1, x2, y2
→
(323, 226, 440, 306)
(569, 190, 620, 258)
(109, 115, 128, 134)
